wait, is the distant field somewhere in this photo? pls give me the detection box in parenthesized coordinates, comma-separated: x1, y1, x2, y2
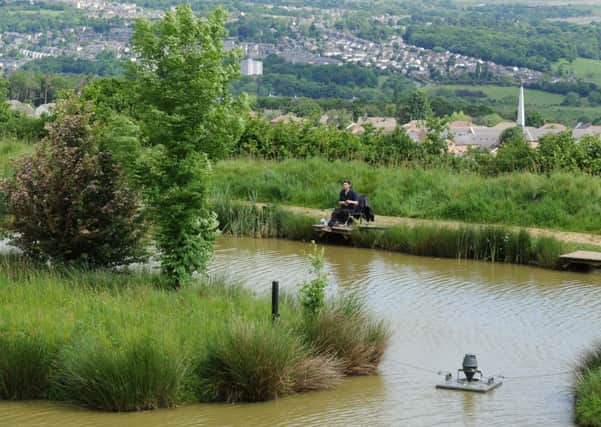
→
(552, 58, 601, 86)
(425, 84, 564, 106)
(426, 84, 601, 123)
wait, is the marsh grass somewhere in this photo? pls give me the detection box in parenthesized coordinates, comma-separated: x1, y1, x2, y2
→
(214, 199, 580, 269)
(212, 196, 314, 241)
(0, 254, 388, 410)
(52, 333, 189, 411)
(0, 332, 60, 400)
(195, 320, 307, 403)
(296, 296, 391, 376)
(576, 369, 601, 427)
(575, 343, 601, 426)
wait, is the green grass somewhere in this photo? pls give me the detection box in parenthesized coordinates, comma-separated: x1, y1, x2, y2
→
(213, 158, 601, 234)
(426, 84, 565, 106)
(214, 196, 597, 269)
(576, 343, 601, 426)
(0, 254, 389, 410)
(427, 83, 601, 123)
(0, 138, 34, 178)
(553, 58, 601, 87)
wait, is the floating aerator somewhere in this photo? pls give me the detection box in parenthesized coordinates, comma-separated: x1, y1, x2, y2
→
(436, 353, 503, 393)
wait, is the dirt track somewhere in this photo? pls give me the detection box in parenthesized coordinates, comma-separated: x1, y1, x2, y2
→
(257, 203, 601, 247)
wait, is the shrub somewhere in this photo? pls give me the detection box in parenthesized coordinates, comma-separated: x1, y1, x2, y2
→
(300, 242, 328, 316)
(2, 101, 146, 266)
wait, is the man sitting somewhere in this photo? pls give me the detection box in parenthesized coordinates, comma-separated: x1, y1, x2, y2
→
(328, 180, 359, 226)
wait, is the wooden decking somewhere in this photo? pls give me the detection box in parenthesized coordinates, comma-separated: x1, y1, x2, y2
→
(559, 251, 601, 268)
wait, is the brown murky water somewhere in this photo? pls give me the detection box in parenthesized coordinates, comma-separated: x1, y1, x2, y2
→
(2, 236, 601, 426)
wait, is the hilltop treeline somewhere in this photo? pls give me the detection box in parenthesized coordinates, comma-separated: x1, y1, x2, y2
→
(405, 5, 601, 71)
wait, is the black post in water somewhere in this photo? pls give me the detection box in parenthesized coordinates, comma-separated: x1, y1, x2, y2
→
(272, 280, 280, 321)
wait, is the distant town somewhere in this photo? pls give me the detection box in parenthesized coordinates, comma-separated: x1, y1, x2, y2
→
(0, 0, 548, 84)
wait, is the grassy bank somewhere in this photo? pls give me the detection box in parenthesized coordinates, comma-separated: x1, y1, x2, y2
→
(213, 158, 601, 234)
(214, 199, 597, 270)
(0, 255, 389, 411)
(0, 138, 34, 178)
(576, 344, 601, 426)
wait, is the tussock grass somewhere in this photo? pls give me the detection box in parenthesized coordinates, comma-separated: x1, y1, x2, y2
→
(196, 320, 306, 403)
(575, 343, 601, 426)
(213, 158, 601, 233)
(296, 297, 391, 376)
(53, 333, 188, 411)
(0, 254, 389, 410)
(0, 332, 60, 400)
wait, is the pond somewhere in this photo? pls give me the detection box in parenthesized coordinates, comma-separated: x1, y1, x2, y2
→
(2, 236, 601, 426)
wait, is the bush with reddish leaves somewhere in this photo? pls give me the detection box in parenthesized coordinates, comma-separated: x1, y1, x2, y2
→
(2, 103, 145, 266)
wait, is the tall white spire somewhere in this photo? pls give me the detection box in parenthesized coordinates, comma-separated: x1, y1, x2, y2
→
(517, 84, 525, 128)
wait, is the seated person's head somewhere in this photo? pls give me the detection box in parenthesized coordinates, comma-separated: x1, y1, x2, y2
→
(343, 180, 351, 191)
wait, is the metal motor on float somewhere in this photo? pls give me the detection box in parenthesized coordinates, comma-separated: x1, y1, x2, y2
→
(436, 354, 503, 393)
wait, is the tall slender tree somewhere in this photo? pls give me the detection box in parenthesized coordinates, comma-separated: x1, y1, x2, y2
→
(131, 5, 247, 287)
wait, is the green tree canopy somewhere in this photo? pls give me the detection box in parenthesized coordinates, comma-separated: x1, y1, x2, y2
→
(131, 5, 247, 287)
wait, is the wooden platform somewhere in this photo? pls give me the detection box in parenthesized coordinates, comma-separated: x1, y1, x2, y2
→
(559, 251, 601, 268)
(312, 223, 386, 238)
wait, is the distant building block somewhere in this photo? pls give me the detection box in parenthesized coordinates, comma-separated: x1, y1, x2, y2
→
(241, 58, 263, 76)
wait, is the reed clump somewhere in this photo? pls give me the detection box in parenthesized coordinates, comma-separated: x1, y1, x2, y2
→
(295, 296, 391, 376)
(576, 344, 601, 426)
(196, 320, 306, 403)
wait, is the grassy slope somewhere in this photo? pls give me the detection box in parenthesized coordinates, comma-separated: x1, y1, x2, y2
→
(427, 84, 565, 106)
(427, 83, 601, 122)
(552, 58, 601, 87)
(0, 138, 34, 178)
(213, 158, 601, 234)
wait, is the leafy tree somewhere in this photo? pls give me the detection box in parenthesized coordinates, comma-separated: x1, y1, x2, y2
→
(424, 116, 448, 156)
(493, 131, 537, 173)
(537, 131, 582, 172)
(499, 126, 524, 145)
(397, 91, 431, 124)
(561, 92, 581, 107)
(2, 100, 145, 266)
(0, 74, 9, 122)
(525, 110, 544, 128)
(131, 5, 247, 287)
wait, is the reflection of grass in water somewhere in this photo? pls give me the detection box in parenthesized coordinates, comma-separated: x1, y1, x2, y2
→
(0, 254, 388, 410)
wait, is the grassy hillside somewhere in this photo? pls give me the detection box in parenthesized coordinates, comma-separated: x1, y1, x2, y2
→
(427, 83, 601, 123)
(552, 58, 601, 86)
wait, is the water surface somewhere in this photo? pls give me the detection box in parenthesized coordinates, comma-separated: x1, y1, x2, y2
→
(2, 236, 601, 426)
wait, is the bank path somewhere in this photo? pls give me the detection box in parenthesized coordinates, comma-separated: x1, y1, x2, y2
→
(256, 203, 601, 247)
